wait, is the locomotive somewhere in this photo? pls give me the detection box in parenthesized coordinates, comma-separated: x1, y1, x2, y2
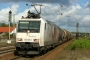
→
(14, 5, 73, 56)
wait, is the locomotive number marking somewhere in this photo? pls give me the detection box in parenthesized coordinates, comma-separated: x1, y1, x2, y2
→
(24, 39, 32, 41)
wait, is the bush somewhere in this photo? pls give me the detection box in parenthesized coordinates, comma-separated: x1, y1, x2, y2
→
(2, 32, 16, 38)
(65, 38, 90, 50)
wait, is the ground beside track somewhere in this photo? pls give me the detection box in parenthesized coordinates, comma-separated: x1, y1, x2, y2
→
(54, 49, 90, 60)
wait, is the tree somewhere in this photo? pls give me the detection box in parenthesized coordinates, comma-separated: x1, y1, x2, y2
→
(0, 22, 7, 27)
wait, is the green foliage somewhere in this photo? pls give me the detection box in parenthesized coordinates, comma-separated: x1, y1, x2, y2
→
(2, 32, 16, 38)
(0, 22, 16, 27)
(0, 23, 8, 27)
(3, 32, 9, 36)
(65, 38, 90, 50)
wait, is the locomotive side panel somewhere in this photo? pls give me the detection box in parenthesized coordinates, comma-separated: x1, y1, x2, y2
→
(54, 27, 59, 41)
(44, 22, 59, 47)
(44, 23, 53, 45)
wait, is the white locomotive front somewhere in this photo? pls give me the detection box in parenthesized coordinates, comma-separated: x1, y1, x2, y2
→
(15, 18, 46, 55)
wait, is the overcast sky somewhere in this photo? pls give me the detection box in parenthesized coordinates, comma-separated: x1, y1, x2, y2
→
(0, 0, 90, 32)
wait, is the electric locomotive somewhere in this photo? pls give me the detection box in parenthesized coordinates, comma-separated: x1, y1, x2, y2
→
(14, 4, 73, 56)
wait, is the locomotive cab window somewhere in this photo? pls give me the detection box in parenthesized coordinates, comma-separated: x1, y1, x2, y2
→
(29, 21, 41, 33)
(17, 20, 41, 33)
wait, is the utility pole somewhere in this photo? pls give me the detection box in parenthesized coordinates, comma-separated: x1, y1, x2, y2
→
(13, 14, 15, 27)
(76, 22, 79, 39)
(8, 10, 12, 40)
(13, 14, 15, 36)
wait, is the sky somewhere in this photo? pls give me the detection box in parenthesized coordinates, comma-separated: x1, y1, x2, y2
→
(0, 0, 90, 33)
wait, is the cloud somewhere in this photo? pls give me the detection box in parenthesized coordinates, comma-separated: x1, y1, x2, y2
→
(11, 4, 19, 14)
(0, 2, 90, 32)
(84, 2, 90, 8)
(0, 0, 77, 7)
(27, 3, 90, 30)
(0, 8, 10, 23)
(0, 3, 19, 23)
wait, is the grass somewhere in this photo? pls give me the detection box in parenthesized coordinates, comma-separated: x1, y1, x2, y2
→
(65, 38, 90, 50)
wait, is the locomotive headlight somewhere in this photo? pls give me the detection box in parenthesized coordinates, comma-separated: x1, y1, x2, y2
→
(16, 38, 22, 41)
(33, 39, 39, 43)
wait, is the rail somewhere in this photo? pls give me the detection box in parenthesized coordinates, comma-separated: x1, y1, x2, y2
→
(0, 49, 15, 54)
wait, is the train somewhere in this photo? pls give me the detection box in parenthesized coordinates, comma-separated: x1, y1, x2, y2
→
(14, 8, 74, 56)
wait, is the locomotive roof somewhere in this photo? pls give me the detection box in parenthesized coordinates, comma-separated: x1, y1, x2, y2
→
(19, 17, 59, 27)
(46, 20, 59, 27)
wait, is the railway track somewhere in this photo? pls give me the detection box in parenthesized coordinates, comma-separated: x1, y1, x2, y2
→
(0, 46, 15, 55)
(10, 56, 39, 60)
(0, 46, 15, 50)
(10, 39, 74, 60)
(0, 49, 15, 54)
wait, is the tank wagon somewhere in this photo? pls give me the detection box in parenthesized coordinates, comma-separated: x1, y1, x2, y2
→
(14, 7, 73, 56)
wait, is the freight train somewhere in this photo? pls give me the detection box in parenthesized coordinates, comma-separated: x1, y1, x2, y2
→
(14, 6, 74, 56)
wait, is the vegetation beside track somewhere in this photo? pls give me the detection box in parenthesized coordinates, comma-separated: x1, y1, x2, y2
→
(65, 38, 90, 50)
(54, 38, 90, 60)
